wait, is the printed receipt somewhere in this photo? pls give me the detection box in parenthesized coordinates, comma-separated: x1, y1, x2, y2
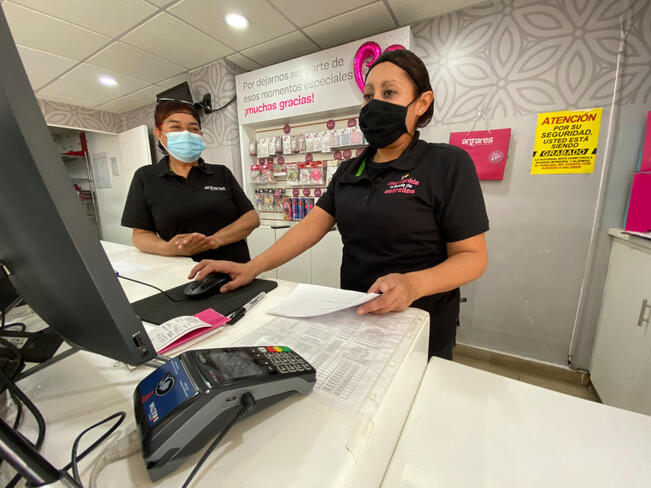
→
(234, 307, 425, 416)
(144, 313, 227, 354)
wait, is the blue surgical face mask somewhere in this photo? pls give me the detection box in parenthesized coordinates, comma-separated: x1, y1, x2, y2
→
(164, 130, 205, 163)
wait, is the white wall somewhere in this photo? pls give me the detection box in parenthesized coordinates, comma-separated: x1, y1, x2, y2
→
(86, 126, 151, 245)
(85, 131, 123, 243)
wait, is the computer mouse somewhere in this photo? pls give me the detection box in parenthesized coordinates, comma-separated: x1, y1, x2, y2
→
(184, 272, 231, 300)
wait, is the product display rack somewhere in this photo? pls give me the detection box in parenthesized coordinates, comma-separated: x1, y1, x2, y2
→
(246, 114, 367, 225)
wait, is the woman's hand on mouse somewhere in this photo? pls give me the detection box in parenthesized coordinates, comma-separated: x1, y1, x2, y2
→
(357, 273, 421, 315)
(188, 260, 256, 293)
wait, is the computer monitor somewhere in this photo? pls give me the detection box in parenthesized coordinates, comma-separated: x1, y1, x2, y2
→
(0, 10, 157, 366)
(156, 82, 193, 104)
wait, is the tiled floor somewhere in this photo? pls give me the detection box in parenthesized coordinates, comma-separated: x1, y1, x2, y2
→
(453, 353, 599, 402)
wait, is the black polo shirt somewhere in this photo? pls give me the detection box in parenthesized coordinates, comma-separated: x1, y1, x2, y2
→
(316, 133, 489, 351)
(121, 157, 254, 263)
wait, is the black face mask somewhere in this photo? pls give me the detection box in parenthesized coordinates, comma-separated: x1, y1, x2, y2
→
(359, 98, 417, 148)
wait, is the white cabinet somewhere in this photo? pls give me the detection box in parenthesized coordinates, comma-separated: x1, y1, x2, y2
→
(246, 226, 277, 279)
(311, 230, 343, 288)
(246, 225, 342, 287)
(590, 230, 651, 415)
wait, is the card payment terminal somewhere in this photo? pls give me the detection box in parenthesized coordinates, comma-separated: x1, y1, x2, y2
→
(134, 346, 316, 481)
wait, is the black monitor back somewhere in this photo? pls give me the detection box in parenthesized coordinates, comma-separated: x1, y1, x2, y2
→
(0, 9, 156, 365)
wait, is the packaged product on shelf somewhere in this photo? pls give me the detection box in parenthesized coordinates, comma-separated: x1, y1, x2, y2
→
(291, 135, 299, 153)
(297, 134, 306, 153)
(296, 198, 305, 220)
(273, 189, 284, 212)
(274, 157, 287, 176)
(310, 161, 326, 186)
(260, 163, 275, 184)
(312, 132, 322, 153)
(282, 197, 293, 220)
(335, 128, 345, 147)
(291, 198, 299, 220)
(329, 130, 337, 149)
(299, 162, 311, 186)
(286, 162, 299, 185)
(254, 189, 263, 210)
(320, 131, 330, 153)
(305, 197, 314, 216)
(282, 135, 292, 155)
(259, 138, 269, 158)
(351, 126, 363, 145)
(249, 139, 257, 155)
(263, 189, 274, 211)
(340, 127, 351, 146)
(305, 133, 314, 153)
(250, 164, 261, 184)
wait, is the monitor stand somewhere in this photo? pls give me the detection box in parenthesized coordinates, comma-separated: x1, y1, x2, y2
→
(15, 346, 78, 381)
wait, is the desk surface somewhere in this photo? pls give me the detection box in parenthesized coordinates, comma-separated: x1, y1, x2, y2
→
(382, 358, 651, 488)
(2, 242, 429, 488)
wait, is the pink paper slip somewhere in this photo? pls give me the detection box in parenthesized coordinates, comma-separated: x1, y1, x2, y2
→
(156, 309, 230, 355)
(449, 128, 511, 180)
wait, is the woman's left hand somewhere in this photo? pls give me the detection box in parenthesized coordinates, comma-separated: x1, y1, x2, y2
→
(357, 273, 421, 315)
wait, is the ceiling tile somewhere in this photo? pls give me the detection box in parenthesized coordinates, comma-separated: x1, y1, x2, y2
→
(226, 53, 260, 71)
(129, 84, 164, 102)
(8, 0, 157, 37)
(241, 31, 318, 66)
(122, 12, 233, 69)
(169, 0, 294, 51)
(156, 73, 189, 91)
(303, 2, 396, 49)
(17, 45, 77, 81)
(25, 72, 53, 91)
(37, 78, 112, 107)
(269, 0, 373, 28)
(95, 96, 151, 113)
(2, 2, 110, 60)
(147, 0, 179, 6)
(87, 42, 186, 84)
(387, 0, 486, 25)
(59, 63, 149, 101)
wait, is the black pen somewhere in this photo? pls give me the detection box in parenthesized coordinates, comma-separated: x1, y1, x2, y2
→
(227, 292, 266, 325)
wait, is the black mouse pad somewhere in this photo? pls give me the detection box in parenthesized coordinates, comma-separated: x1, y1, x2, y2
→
(131, 279, 278, 325)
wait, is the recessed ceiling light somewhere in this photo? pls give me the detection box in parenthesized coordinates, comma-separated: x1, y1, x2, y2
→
(225, 13, 249, 29)
(99, 76, 117, 86)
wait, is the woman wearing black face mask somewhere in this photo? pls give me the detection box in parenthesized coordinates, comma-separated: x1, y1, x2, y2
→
(189, 50, 489, 360)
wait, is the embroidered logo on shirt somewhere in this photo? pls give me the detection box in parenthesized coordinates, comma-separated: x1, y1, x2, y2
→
(204, 185, 226, 191)
(385, 177, 420, 195)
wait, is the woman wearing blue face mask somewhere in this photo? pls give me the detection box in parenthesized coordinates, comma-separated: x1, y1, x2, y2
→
(188, 50, 489, 360)
(121, 100, 259, 263)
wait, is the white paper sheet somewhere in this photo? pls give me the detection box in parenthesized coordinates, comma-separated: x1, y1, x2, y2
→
(234, 308, 423, 417)
(267, 283, 379, 317)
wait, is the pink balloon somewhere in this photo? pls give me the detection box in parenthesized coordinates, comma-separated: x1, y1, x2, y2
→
(353, 42, 407, 92)
(383, 44, 405, 53)
(353, 41, 382, 92)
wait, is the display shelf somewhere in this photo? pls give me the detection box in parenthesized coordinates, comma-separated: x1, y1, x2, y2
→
(52, 130, 101, 237)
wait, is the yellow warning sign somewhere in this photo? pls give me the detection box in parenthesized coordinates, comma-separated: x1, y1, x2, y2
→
(531, 108, 602, 174)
